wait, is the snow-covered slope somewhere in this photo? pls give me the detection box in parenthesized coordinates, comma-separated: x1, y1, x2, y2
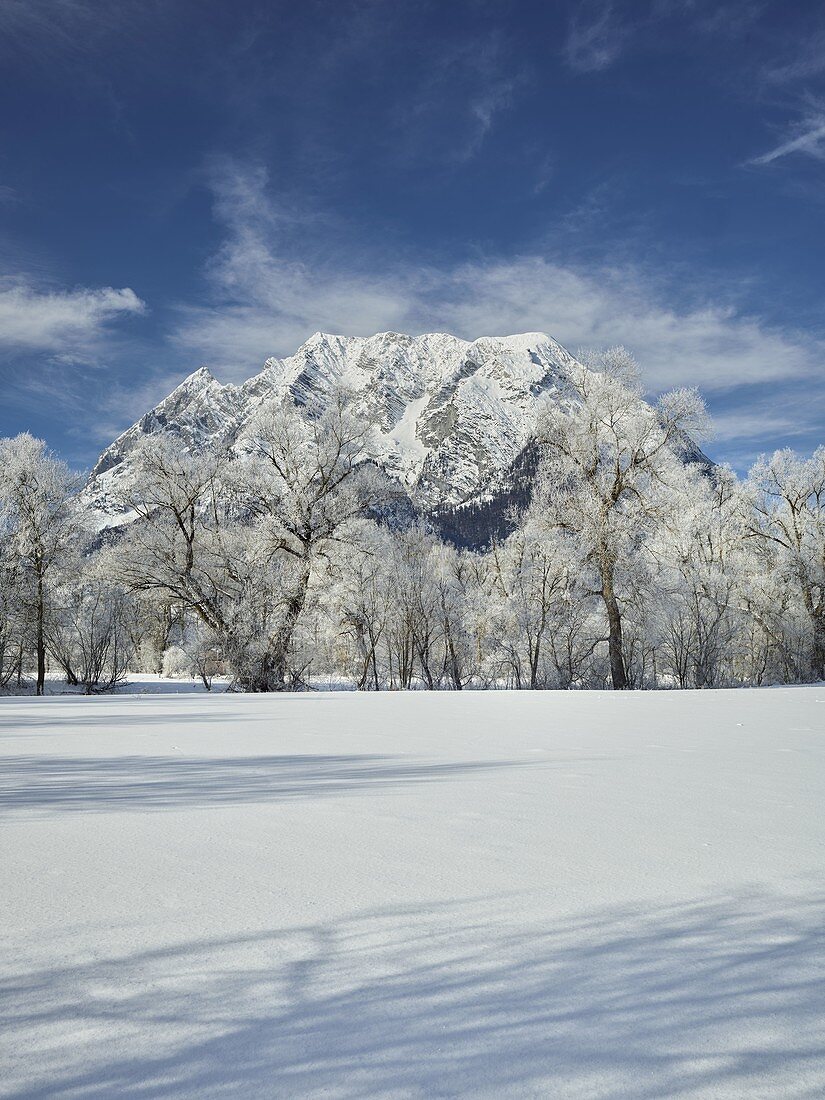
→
(81, 331, 585, 530)
(3, 688, 824, 1097)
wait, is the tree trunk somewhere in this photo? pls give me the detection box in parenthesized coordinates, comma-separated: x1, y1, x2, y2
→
(370, 629, 380, 691)
(602, 571, 628, 691)
(800, 586, 825, 682)
(529, 633, 541, 690)
(36, 573, 46, 697)
(418, 640, 435, 689)
(445, 628, 462, 690)
(811, 613, 825, 682)
(267, 560, 311, 690)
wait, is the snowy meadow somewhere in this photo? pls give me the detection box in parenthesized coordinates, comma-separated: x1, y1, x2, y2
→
(2, 686, 824, 1098)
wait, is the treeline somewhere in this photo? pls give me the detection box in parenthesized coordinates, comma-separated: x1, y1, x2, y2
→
(1, 351, 823, 694)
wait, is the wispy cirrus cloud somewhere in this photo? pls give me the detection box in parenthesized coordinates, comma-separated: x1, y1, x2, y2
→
(562, 0, 766, 76)
(0, 0, 95, 52)
(679, 0, 766, 37)
(389, 33, 522, 167)
(0, 0, 148, 62)
(461, 78, 518, 162)
(749, 110, 825, 166)
(764, 24, 825, 84)
(564, 1, 627, 73)
(0, 277, 145, 356)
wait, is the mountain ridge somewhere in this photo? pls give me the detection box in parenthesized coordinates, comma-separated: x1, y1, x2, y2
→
(80, 330, 705, 546)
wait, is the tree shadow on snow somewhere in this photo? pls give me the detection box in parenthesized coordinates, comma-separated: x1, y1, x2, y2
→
(0, 753, 539, 815)
(2, 889, 824, 1097)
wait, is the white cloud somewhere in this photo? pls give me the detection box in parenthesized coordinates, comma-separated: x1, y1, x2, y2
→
(0, 278, 145, 354)
(750, 112, 825, 166)
(173, 163, 822, 390)
(167, 160, 825, 461)
(710, 408, 808, 444)
(426, 261, 822, 394)
(0, 0, 94, 52)
(707, 382, 825, 469)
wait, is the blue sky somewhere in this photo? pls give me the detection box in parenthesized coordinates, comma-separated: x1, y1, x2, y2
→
(0, 0, 823, 470)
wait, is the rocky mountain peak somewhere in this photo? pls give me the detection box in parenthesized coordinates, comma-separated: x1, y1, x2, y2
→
(78, 330, 692, 545)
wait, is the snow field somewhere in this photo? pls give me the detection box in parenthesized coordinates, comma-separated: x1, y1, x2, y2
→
(1, 687, 824, 1098)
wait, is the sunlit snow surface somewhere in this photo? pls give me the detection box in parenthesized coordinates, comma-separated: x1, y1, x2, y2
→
(2, 688, 824, 1098)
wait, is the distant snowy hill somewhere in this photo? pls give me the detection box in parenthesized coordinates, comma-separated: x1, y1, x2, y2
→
(80, 331, 705, 546)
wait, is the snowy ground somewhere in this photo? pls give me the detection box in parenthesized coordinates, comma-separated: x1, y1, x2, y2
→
(25, 672, 352, 696)
(22, 672, 227, 696)
(1, 689, 824, 1099)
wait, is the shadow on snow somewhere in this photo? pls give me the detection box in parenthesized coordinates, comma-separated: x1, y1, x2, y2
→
(0, 753, 538, 815)
(2, 890, 824, 1097)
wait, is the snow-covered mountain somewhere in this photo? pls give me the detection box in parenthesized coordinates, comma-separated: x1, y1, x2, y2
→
(81, 330, 705, 544)
(82, 331, 584, 528)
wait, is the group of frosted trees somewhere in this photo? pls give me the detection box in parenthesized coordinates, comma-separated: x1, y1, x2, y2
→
(1, 352, 823, 693)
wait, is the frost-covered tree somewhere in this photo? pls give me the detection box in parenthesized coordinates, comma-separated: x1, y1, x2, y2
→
(0, 543, 25, 689)
(0, 434, 80, 694)
(118, 438, 229, 628)
(327, 526, 478, 691)
(117, 438, 281, 689)
(332, 527, 393, 690)
(383, 527, 444, 689)
(119, 395, 391, 691)
(745, 447, 825, 680)
(4, 400, 824, 695)
(650, 465, 745, 688)
(534, 347, 708, 689)
(162, 622, 222, 689)
(46, 555, 137, 693)
(487, 525, 575, 688)
(429, 542, 476, 690)
(235, 393, 393, 689)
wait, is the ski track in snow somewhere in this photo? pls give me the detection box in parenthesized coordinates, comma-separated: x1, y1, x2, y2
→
(1, 688, 824, 1098)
